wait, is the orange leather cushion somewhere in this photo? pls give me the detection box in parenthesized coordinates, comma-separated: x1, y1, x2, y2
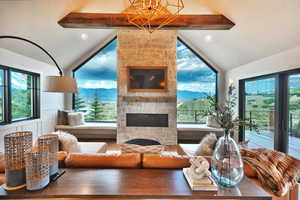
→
(65, 153, 142, 168)
(57, 151, 68, 168)
(143, 154, 191, 169)
(0, 153, 4, 173)
(244, 161, 257, 178)
(0, 174, 5, 185)
(57, 151, 67, 161)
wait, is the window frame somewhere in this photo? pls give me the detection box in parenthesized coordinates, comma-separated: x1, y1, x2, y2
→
(176, 37, 219, 124)
(239, 67, 300, 153)
(0, 65, 40, 125)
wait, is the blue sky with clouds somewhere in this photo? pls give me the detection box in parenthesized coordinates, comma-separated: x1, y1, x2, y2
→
(74, 38, 217, 99)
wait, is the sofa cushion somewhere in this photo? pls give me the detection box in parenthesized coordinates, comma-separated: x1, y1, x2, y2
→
(195, 133, 217, 156)
(68, 112, 85, 126)
(143, 153, 191, 169)
(65, 153, 142, 168)
(53, 131, 81, 153)
(0, 173, 5, 185)
(0, 153, 4, 173)
(57, 110, 72, 125)
(57, 151, 68, 168)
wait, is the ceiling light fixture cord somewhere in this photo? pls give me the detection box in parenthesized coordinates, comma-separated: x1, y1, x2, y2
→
(0, 36, 63, 76)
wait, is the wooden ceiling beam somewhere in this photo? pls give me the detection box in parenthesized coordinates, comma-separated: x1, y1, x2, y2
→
(58, 12, 235, 30)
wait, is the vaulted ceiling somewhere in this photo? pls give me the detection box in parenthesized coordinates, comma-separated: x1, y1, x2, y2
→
(0, 0, 300, 71)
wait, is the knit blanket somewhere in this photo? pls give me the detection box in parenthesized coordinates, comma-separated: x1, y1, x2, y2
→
(241, 148, 300, 197)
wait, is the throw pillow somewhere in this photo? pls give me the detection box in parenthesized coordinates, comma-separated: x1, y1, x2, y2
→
(68, 112, 85, 126)
(57, 110, 72, 125)
(241, 148, 300, 197)
(195, 133, 217, 156)
(53, 131, 81, 153)
(121, 144, 163, 154)
(206, 115, 221, 128)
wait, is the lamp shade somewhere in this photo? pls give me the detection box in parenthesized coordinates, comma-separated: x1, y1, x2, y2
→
(44, 76, 78, 93)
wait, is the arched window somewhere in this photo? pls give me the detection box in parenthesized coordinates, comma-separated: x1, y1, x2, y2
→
(176, 39, 218, 124)
(73, 37, 218, 124)
(73, 38, 117, 122)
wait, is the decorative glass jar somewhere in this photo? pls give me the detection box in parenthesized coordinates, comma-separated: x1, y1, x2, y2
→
(211, 131, 244, 187)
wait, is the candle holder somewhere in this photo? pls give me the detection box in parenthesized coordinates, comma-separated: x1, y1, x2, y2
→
(4, 131, 32, 190)
(25, 147, 49, 191)
(38, 134, 59, 177)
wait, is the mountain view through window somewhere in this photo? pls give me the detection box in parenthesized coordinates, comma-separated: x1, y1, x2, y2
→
(74, 38, 217, 123)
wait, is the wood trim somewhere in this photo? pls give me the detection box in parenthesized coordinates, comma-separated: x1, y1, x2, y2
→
(58, 12, 235, 30)
(127, 66, 168, 93)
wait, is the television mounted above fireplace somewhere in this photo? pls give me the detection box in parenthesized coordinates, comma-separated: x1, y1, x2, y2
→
(127, 66, 167, 92)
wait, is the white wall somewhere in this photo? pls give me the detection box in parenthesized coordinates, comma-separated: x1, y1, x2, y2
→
(225, 45, 300, 115)
(226, 45, 300, 89)
(227, 45, 300, 83)
(0, 48, 64, 152)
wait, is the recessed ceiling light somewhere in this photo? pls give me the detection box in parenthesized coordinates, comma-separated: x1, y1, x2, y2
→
(80, 33, 89, 41)
(204, 35, 213, 42)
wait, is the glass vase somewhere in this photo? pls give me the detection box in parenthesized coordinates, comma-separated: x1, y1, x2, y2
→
(211, 131, 244, 187)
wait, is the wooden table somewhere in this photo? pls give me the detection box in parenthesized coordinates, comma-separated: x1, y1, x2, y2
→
(0, 168, 272, 199)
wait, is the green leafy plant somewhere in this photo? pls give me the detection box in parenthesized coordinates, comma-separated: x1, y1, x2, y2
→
(206, 84, 258, 134)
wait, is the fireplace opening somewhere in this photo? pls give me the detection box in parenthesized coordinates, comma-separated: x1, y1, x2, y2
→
(126, 113, 169, 127)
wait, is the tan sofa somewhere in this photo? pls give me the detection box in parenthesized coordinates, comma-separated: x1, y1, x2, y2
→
(0, 143, 299, 200)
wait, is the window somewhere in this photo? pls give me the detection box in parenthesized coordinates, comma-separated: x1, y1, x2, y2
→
(11, 71, 34, 120)
(0, 69, 4, 122)
(176, 39, 218, 124)
(0, 66, 40, 124)
(73, 37, 218, 124)
(73, 38, 117, 122)
(239, 68, 300, 159)
(243, 77, 276, 149)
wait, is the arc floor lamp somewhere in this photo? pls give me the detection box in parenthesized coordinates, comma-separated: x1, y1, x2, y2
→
(0, 36, 78, 93)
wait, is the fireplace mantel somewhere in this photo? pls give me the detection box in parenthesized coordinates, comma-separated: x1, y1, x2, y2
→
(117, 30, 177, 145)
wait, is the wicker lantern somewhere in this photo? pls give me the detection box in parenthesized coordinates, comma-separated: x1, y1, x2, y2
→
(25, 147, 50, 191)
(4, 131, 32, 190)
(38, 134, 59, 177)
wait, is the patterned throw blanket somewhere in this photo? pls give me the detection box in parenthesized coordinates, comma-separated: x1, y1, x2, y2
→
(241, 148, 300, 197)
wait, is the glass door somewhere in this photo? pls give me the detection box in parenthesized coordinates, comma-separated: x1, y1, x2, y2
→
(288, 74, 300, 159)
(243, 77, 277, 149)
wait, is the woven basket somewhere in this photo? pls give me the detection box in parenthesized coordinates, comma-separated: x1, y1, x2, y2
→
(121, 144, 163, 154)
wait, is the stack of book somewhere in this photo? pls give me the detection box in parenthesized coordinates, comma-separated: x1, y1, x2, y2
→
(183, 168, 218, 191)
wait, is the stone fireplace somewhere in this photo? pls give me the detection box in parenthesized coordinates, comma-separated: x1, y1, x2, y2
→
(117, 30, 177, 145)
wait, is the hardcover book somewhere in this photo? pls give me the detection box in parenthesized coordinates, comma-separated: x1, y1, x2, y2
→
(183, 168, 218, 191)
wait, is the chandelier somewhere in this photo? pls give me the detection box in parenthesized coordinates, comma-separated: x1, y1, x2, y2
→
(124, 0, 184, 34)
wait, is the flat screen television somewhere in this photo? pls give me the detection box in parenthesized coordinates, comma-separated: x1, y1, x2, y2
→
(128, 66, 167, 92)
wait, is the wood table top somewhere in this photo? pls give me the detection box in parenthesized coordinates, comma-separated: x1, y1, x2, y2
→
(0, 168, 272, 199)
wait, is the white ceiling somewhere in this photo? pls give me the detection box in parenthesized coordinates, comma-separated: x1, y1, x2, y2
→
(0, 0, 300, 71)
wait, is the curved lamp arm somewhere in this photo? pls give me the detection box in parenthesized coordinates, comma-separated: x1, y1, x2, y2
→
(0, 35, 63, 76)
